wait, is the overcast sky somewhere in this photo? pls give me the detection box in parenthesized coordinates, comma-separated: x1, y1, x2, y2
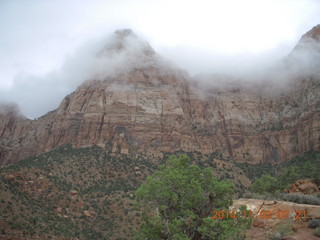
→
(0, 0, 319, 118)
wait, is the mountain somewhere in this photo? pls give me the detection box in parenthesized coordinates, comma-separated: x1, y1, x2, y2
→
(1, 28, 319, 167)
(0, 26, 320, 240)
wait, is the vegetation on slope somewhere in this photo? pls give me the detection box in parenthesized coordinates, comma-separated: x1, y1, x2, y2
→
(0, 145, 156, 239)
(237, 150, 320, 185)
(248, 151, 320, 204)
(0, 145, 319, 239)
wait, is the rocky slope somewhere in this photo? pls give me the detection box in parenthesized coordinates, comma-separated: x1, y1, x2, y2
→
(232, 198, 320, 240)
(0, 143, 252, 239)
(1, 28, 320, 166)
(0, 147, 318, 239)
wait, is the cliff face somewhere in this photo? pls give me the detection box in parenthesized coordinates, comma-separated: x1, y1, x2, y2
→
(0, 28, 320, 166)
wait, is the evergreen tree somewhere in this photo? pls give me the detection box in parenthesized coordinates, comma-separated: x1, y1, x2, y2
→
(135, 155, 251, 240)
(252, 174, 278, 194)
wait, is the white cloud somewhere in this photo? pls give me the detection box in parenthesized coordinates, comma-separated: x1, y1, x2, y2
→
(0, 0, 319, 118)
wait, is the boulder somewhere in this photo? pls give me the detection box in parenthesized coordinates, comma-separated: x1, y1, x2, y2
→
(70, 190, 78, 195)
(83, 210, 91, 217)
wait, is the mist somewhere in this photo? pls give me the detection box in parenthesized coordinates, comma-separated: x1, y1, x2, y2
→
(1, 0, 320, 119)
(0, 37, 107, 119)
(0, 30, 169, 119)
(1, 27, 320, 119)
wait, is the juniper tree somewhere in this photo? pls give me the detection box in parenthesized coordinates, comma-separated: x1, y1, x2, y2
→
(135, 155, 251, 240)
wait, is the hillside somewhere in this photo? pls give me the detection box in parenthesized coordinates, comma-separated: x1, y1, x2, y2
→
(0, 145, 319, 239)
(0, 26, 320, 239)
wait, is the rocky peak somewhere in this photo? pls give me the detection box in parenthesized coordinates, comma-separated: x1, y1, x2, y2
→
(285, 24, 320, 75)
(91, 29, 160, 82)
(87, 29, 186, 87)
(99, 28, 155, 58)
(115, 28, 135, 38)
(290, 24, 320, 55)
(300, 24, 320, 42)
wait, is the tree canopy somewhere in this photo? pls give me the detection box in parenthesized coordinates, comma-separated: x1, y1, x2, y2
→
(134, 155, 251, 240)
(251, 174, 279, 194)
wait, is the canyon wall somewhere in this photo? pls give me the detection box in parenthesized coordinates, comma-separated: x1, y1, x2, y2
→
(1, 28, 319, 166)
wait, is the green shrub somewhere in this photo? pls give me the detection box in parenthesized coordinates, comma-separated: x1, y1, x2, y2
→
(268, 231, 282, 240)
(281, 193, 320, 205)
(252, 174, 279, 194)
(314, 227, 320, 237)
(268, 220, 293, 240)
(308, 219, 320, 228)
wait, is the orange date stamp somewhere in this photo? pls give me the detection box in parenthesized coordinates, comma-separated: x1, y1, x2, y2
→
(212, 210, 307, 220)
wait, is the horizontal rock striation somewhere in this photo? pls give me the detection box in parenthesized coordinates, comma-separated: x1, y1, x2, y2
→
(1, 28, 320, 166)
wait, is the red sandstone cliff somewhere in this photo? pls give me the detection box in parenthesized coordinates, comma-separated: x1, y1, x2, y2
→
(0, 28, 319, 166)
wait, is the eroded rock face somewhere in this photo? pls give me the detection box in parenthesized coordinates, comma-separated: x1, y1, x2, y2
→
(286, 179, 320, 194)
(0, 28, 320, 166)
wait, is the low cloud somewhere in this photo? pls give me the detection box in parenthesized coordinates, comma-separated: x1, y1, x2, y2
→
(192, 31, 320, 94)
(1, 0, 319, 119)
(1, 28, 320, 119)
(0, 37, 104, 119)
(0, 30, 168, 119)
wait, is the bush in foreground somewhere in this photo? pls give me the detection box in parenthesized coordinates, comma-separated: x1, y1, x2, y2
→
(134, 155, 251, 240)
(314, 227, 320, 237)
(308, 218, 320, 228)
(268, 219, 293, 240)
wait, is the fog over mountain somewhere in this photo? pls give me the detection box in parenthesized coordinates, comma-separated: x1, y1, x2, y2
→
(0, 0, 320, 118)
